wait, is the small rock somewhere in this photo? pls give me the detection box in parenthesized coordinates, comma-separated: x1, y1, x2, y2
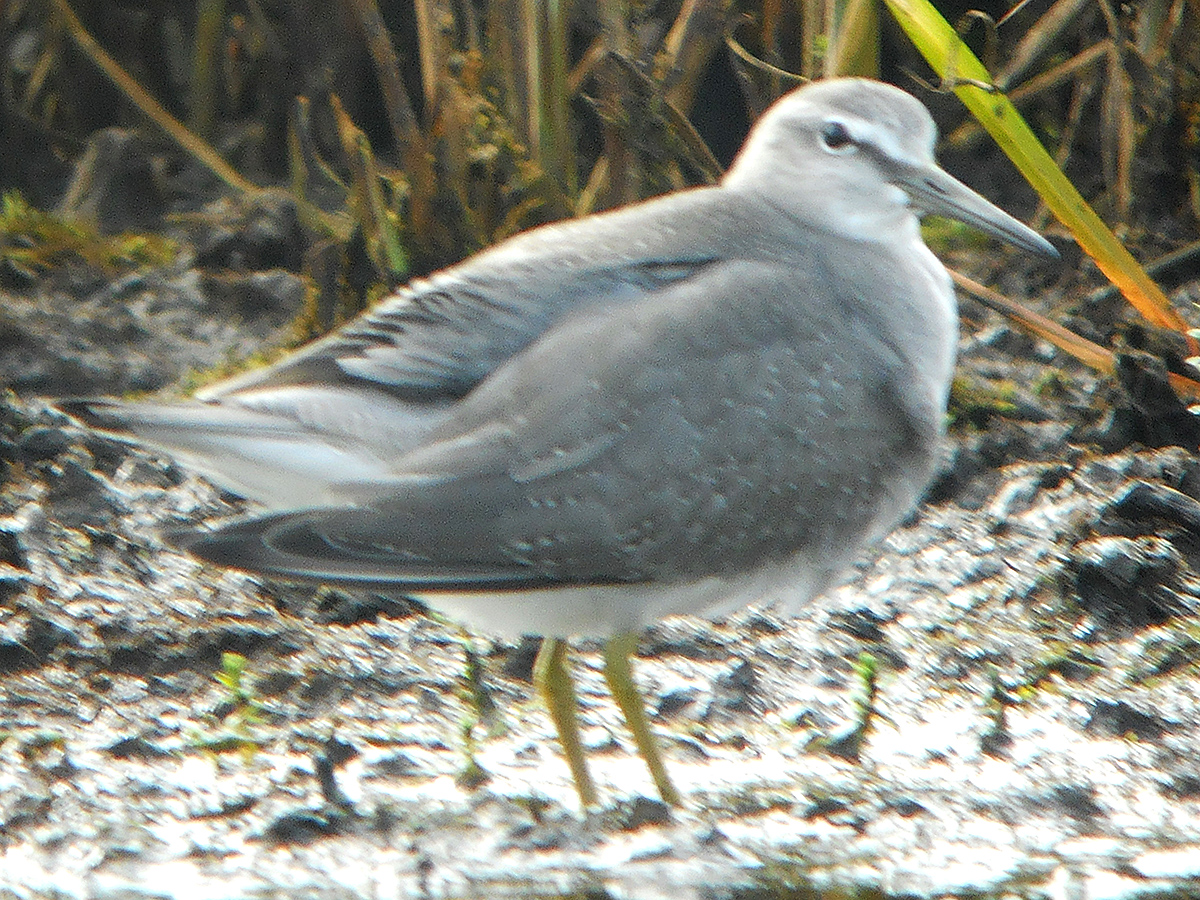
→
(1047, 784, 1104, 823)
(616, 795, 672, 830)
(261, 808, 344, 845)
(193, 191, 304, 272)
(1068, 535, 1194, 627)
(106, 735, 172, 760)
(655, 687, 698, 718)
(1086, 699, 1169, 740)
(17, 425, 73, 462)
(0, 526, 28, 569)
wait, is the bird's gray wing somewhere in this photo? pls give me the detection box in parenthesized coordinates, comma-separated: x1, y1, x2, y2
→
(63, 190, 748, 507)
(201, 191, 727, 404)
(187, 254, 941, 591)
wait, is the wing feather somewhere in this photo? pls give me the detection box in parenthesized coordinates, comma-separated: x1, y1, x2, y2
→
(187, 256, 940, 590)
(199, 192, 729, 404)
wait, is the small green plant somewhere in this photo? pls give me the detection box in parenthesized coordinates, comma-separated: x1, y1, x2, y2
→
(980, 666, 1014, 757)
(1020, 643, 1103, 691)
(187, 651, 266, 758)
(812, 651, 879, 761)
(452, 637, 501, 791)
(18, 730, 67, 760)
(947, 375, 1019, 429)
(0, 190, 176, 281)
(454, 717, 490, 791)
(1033, 370, 1071, 399)
(214, 651, 260, 711)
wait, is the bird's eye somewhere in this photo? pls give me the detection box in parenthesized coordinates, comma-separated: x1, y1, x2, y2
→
(820, 121, 854, 153)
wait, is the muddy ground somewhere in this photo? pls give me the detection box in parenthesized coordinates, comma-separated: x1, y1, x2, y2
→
(1, 231, 1200, 899)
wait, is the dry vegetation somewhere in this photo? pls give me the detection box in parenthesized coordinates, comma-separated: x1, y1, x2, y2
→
(2, 1, 1197, 323)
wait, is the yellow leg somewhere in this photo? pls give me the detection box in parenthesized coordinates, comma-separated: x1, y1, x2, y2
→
(602, 632, 682, 806)
(533, 637, 598, 808)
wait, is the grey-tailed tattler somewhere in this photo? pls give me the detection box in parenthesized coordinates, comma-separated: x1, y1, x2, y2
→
(62, 77, 1057, 809)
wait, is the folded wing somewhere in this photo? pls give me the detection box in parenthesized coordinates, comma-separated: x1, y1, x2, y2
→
(185, 255, 937, 593)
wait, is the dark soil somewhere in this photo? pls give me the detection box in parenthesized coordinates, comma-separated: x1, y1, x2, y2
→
(1, 227, 1200, 899)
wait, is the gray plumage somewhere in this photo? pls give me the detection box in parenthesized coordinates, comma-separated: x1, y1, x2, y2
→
(65, 78, 1056, 639)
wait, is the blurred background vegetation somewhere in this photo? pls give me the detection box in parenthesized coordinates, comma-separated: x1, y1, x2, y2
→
(1, 0, 1198, 336)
